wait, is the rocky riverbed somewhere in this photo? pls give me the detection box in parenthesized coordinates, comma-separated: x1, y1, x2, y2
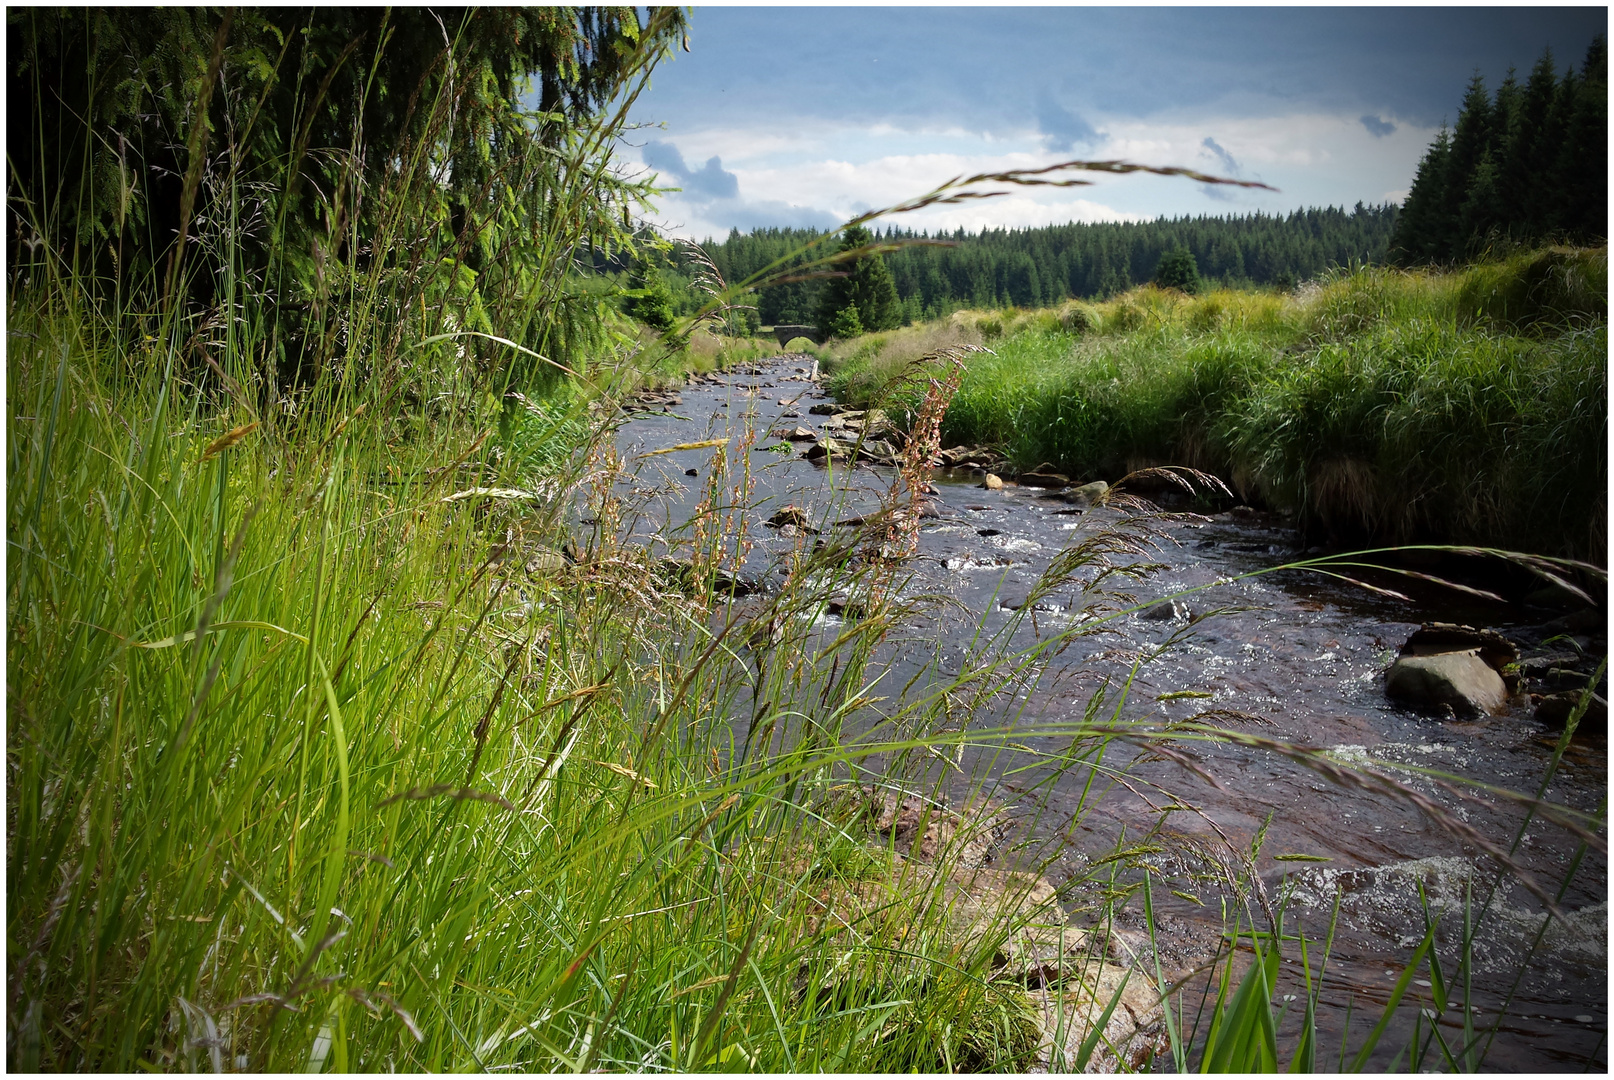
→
(601, 354, 1607, 1070)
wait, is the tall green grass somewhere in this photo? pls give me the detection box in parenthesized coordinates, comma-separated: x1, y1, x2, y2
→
(13, 286, 1607, 1072)
(827, 251, 1607, 559)
(9, 14, 1604, 1068)
(5, 295, 1075, 1070)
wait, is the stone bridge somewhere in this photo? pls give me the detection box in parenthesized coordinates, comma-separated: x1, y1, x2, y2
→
(771, 324, 825, 347)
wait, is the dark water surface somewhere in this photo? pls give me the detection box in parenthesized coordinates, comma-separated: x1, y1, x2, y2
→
(601, 356, 1606, 1071)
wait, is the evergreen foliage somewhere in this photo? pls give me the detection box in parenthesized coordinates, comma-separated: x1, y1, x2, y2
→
(677, 204, 1397, 326)
(815, 225, 900, 334)
(1392, 37, 1607, 263)
(1152, 246, 1203, 293)
(627, 264, 678, 331)
(7, 8, 686, 379)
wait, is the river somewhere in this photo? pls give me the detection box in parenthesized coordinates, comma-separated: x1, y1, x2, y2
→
(599, 354, 1606, 1071)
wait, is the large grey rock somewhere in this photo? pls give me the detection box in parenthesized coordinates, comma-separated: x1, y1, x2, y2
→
(768, 425, 818, 441)
(1139, 599, 1190, 622)
(1029, 962, 1168, 1072)
(938, 445, 1004, 468)
(1385, 649, 1507, 716)
(862, 786, 1009, 868)
(803, 437, 855, 462)
(1056, 480, 1109, 506)
(1534, 690, 1607, 730)
(735, 786, 1175, 1072)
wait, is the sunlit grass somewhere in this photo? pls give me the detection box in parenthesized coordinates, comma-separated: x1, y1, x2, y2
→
(827, 251, 1607, 559)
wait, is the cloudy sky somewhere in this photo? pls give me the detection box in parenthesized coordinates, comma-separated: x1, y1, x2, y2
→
(621, 6, 1606, 240)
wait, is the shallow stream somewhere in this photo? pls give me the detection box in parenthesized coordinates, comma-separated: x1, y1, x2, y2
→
(599, 355, 1606, 1071)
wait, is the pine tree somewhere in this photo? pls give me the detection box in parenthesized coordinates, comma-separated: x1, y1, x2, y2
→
(1557, 37, 1608, 241)
(1390, 126, 1453, 263)
(1387, 37, 1608, 263)
(1440, 73, 1496, 258)
(815, 226, 899, 335)
(1500, 51, 1560, 240)
(1152, 246, 1202, 293)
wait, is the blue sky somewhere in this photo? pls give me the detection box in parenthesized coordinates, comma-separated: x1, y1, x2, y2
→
(622, 6, 1607, 240)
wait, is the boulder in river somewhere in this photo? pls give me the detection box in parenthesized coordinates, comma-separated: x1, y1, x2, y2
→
(1386, 623, 1519, 716)
(764, 505, 815, 531)
(1056, 479, 1109, 506)
(863, 785, 1009, 868)
(1385, 649, 1507, 716)
(1139, 599, 1191, 622)
(1402, 623, 1518, 676)
(523, 546, 571, 573)
(856, 439, 902, 466)
(803, 437, 855, 463)
(657, 556, 762, 598)
(772, 786, 1175, 1070)
(982, 474, 1005, 490)
(1533, 689, 1608, 731)
(808, 402, 855, 416)
(766, 425, 816, 441)
(938, 445, 1004, 469)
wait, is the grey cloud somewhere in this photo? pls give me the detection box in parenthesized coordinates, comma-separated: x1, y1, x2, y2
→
(1037, 94, 1101, 152)
(643, 139, 740, 202)
(653, 186, 843, 237)
(1360, 114, 1397, 137)
(710, 199, 843, 234)
(1200, 136, 1240, 176)
(634, 9, 1608, 137)
(1199, 137, 1246, 202)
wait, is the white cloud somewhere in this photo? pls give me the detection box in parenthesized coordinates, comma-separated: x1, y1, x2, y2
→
(632, 109, 1437, 239)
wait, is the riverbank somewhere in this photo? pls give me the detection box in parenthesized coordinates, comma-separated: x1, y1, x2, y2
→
(612, 353, 1607, 1070)
(821, 248, 1607, 562)
(5, 308, 1190, 1070)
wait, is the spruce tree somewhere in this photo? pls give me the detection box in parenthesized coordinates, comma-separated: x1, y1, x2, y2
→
(1440, 73, 1495, 258)
(1557, 37, 1608, 241)
(1152, 246, 1202, 293)
(1388, 39, 1605, 263)
(1500, 51, 1560, 239)
(815, 225, 899, 335)
(1390, 126, 1453, 263)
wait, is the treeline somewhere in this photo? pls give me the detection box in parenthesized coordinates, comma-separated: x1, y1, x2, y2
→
(671, 204, 1399, 326)
(1392, 37, 1606, 264)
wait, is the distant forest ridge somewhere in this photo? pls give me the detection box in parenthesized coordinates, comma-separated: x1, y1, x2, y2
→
(676, 203, 1400, 324)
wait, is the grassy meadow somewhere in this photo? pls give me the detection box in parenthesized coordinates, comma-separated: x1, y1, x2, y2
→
(825, 248, 1607, 561)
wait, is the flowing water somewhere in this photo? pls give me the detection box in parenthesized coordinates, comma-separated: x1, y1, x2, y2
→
(599, 355, 1606, 1071)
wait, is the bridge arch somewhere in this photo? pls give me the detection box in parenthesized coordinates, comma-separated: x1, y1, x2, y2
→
(771, 324, 825, 347)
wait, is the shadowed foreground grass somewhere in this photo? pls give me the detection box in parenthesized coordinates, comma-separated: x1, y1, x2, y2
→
(826, 248, 1607, 561)
(4, 298, 1170, 1071)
